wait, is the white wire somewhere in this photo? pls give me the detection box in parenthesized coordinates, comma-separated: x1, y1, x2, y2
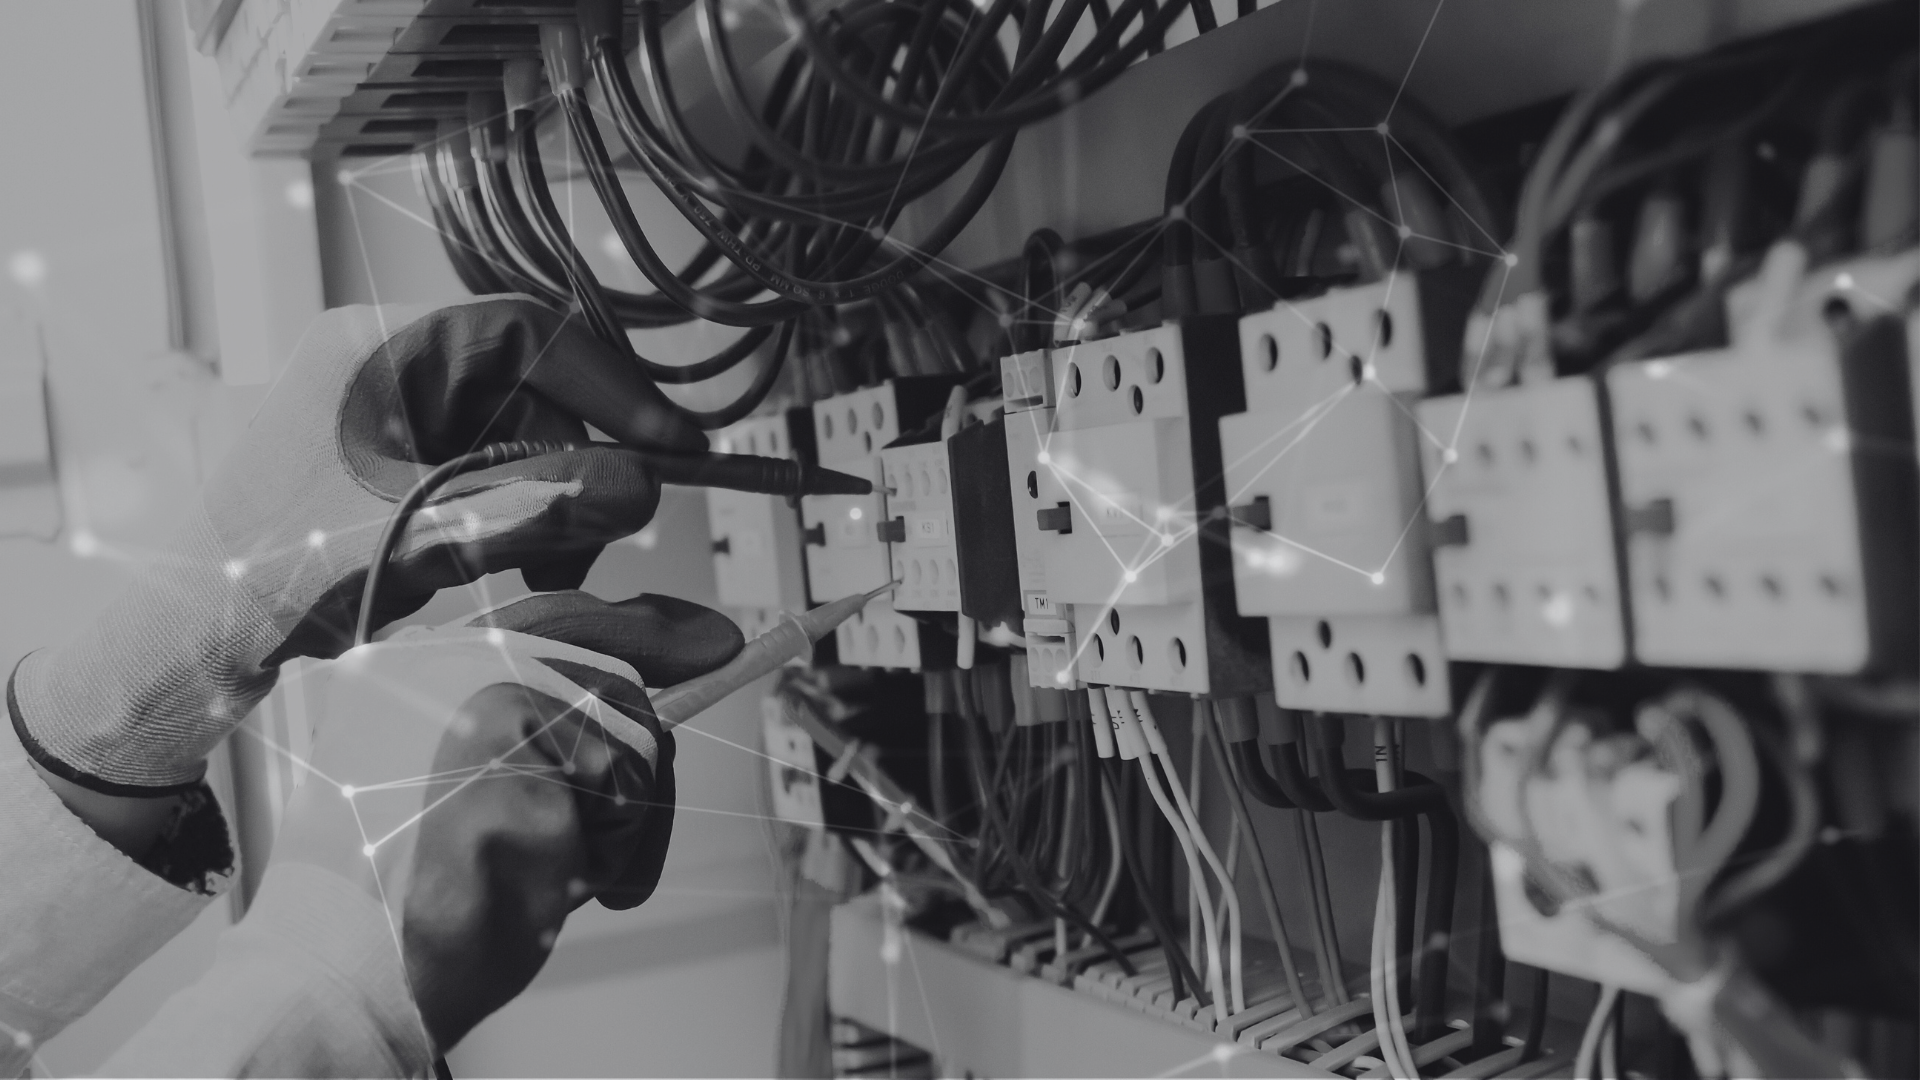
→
(1117, 692, 1228, 1013)
(1576, 984, 1622, 1080)
(1371, 843, 1410, 1080)
(1374, 719, 1419, 1078)
(1135, 692, 1247, 1015)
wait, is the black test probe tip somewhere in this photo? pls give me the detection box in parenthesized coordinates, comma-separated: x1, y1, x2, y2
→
(635, 450, 872, 497)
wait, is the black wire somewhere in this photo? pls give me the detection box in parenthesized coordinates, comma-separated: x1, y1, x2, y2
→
(1099, 756, 1206, 1006)
(961, 701, 1138, 976)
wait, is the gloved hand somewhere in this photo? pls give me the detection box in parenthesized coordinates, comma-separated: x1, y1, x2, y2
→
(99, 592, 742, 1075)
(11, 296, 703, 796)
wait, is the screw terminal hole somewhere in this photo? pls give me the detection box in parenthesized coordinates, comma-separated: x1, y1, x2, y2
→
(872, 403, 886, 430)
(1375, 310, 1394, 348)
(1346, 653, 1366, 685)
(1260, 334, 1280, 372)
(1067, 363, 1083, 397)
(1128, 636, 1144, 667)
(1108, 609, 1121, 634)
(1169, 638, 1187, 669)
(1130, 386, 1144, 414)
(1316, 323, 1334, 359)
(1405, 653, 1427, 686)
(1148, 348, 1166, 384)
(847, 408, 859, 435)
(1026, 471, 1039, 499)
(1094, 634, 1106, 661)
(1316, 620, 1332, 648)
(1291, 651, 1311, 682)
(1103, 355, 1122, 391)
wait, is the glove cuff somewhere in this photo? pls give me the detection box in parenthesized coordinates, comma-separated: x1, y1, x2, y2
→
(12, 512, 282, 791)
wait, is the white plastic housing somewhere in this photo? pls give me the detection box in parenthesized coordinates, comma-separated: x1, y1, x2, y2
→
(1419, 378, 1628, 668)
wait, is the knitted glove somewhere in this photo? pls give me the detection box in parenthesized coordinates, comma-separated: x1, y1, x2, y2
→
(11, 296, 701, 794)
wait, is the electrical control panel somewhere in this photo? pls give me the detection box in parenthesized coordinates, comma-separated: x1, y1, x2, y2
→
(879, 440, 961, 613)
(1418, 377, 1629, 669)
(1222, 277, 1463, 717)
(1030, 322, 1267, 696)
(708, 413, 811, 619)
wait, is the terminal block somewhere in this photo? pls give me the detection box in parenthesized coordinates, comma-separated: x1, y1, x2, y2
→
(763, 696, 825, 828)
(1030, 321, 1269, 696)
(1418, 377, 1629, 669)
(801, 379, 956, 603)
(880, 439, 962, 612)
(1220, 276, 1469, 717)
(1001, 349, 1081, 688)
(708, 412, 812, 623)
(833, 596, 954, 671)
(1610, 322, 1916, 672)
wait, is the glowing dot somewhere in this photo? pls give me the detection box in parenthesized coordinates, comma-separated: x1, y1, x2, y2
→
(561, 759, 576, 775)
(1646, 360, 1672, 379)
(567, 877, 590, 899)
(1541, 592, 1575, 628)
(1159, 532, 1175, 548)
(600, 231, 624, 260)
(1290, 68, 1308, 86)
(1397, 224, 1413, 240)
(634, 526, 659, 550)
(1503, 253, 1519, 267)
(1441, 447, 1459, 464)
(69, 530, 98, 557)
(1362, 363, 1378, 381)
(849, 506, 864, 521)
(1154, 505, 1172, 522)
(1211, 1043, 1239, 1063)
(420, 505, 439, 521)
(1036, 450, 1051, 465)
(1835, 272, 1854, 290)
(1167, 204, 1186, 222)
(485, 628, 506, 646)
(1123, 569, 1139, 583)
(336, 168, 355, 186)
(538, 928, 558, 949)
(307, 529, 326, 548)
(13, 1031, 31, 1049)
(869, 225, 886, 241)
(462, 511, 482, 538)
(9, 249, 47, 287)
(341, 785, 357, 799)
(613, 794, 628, 807)
(1054, 670, 1070, 684)
(224, 559, 246, 580)
(285, 180, 314, 209)
(1369, 572, 1386, 586)
(490, 757, 504, 769)
(1230, 124, 1248, 141)
(361, 843, 377, 858)
(1825, 427, 1851, 453)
